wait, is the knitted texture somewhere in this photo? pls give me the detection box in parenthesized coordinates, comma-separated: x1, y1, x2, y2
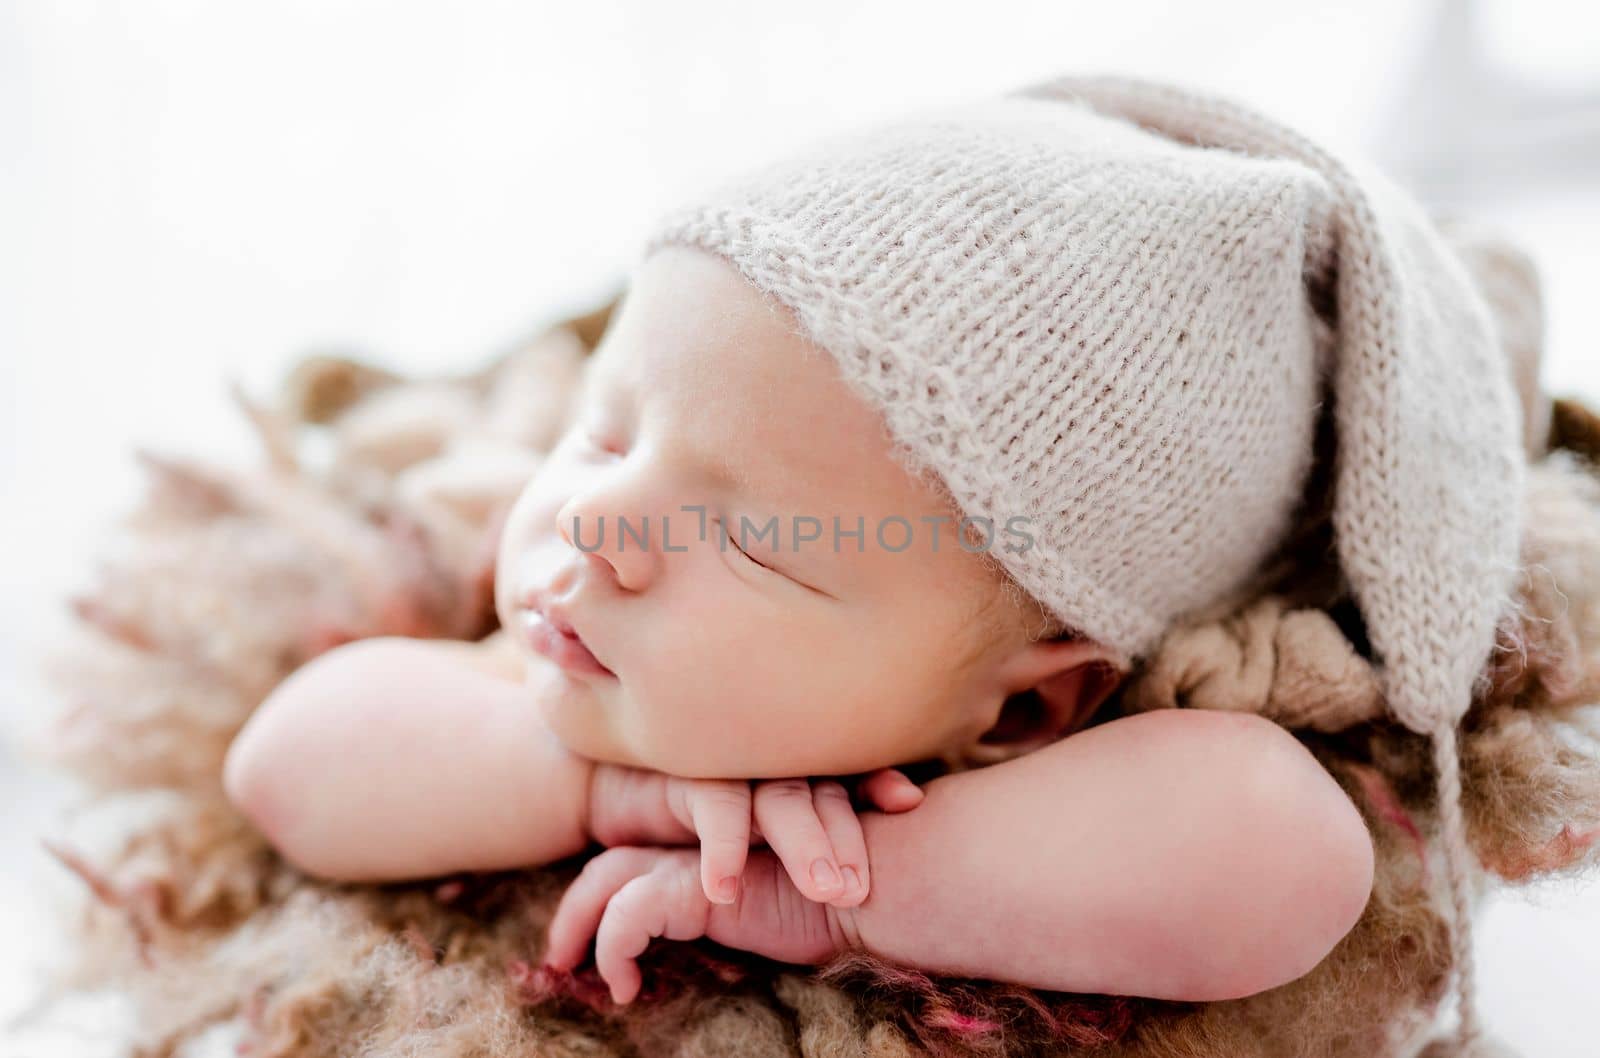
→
(643, 92, 1330, 669)
(640, 73, 1529, 1055)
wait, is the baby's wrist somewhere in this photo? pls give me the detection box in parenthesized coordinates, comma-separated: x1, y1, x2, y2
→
(581, 759, 687, 848)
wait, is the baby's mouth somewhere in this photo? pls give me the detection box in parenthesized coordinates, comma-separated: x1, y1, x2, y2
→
(519, 608, 616, 679)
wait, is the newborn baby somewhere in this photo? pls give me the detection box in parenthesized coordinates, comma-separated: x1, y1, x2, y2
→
(223, 243, 1374, 1006)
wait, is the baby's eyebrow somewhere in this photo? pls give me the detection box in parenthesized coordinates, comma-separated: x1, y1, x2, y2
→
(586, 353, 856, 580)
(586, 356, 778, 505)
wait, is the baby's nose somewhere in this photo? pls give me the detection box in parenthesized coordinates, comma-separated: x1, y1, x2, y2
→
(578, 547, 629, 589)
(558, 514, 659, 593)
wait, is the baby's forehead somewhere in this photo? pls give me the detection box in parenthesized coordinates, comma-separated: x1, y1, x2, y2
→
(583, 254, 1009, 585)
(596, 261, 899, 464)
(592, 350, 883, 497)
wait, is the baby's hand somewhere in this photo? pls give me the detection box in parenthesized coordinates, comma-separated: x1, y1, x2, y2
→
(584, 765, 924, 910)
(541, 845, 863, 1004)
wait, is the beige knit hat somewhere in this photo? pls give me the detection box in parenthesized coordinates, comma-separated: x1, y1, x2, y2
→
(640, 73, 1527, 1055)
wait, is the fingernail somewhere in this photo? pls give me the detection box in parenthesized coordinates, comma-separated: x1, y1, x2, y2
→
(810, 858, 841, 890)
(715, 875, 739, 903)
(841, 865, 862, 896)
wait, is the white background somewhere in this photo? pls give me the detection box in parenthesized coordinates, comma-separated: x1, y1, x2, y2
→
(2, 1, 1597, 1054)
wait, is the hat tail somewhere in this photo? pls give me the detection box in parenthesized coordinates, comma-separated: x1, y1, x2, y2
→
(1011, 73, 1528, 1055)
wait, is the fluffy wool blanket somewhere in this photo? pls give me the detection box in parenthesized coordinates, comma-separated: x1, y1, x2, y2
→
(14, 230, 1600, 1058)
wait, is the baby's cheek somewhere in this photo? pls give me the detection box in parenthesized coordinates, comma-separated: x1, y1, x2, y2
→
(622, 651, 816, 775)
(492, 490, 548, 633)
(624, 589, 889, 771)
(492, 568, 521, 643)
(817, 649, 957, 757)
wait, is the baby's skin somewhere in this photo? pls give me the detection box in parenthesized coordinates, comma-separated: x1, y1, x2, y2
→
(223, 245, 1376, 1006)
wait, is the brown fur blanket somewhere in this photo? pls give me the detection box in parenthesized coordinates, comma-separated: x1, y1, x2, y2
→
(14, 250, 1600, 1058)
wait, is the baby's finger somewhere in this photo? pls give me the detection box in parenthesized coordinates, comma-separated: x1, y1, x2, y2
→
(542, 847, 656, 972)
(679, 779, 752, 905)
(810, 780, 870, 906)
(854, 767, 926, 813)
(594, 855, 709, 1004)
(752, 779, 845, 903)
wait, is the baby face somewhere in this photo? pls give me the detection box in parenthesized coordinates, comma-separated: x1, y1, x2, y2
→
(495, 245, 1073, 779)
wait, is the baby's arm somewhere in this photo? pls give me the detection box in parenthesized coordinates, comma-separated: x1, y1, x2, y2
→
(837, 707, 1375, 1001)
(223, 634, 595, 882)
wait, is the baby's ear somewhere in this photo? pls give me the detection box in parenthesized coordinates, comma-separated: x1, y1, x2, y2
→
(981, 639, 1127, 747)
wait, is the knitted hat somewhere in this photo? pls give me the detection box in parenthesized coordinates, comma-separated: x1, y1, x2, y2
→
(640, 74, 1527, 1054)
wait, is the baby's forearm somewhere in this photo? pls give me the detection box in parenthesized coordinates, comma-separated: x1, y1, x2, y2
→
(836, 709, 1374, 1002)
(224, 637, 595, 882)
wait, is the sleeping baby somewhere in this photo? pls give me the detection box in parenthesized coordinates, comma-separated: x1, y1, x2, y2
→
(219, 74, 1468, 1009)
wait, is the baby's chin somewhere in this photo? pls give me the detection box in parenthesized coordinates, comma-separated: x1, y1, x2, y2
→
(524, 660, 695, 777)
(525, 662, 933, 780)
(522, 651, 597, 719)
